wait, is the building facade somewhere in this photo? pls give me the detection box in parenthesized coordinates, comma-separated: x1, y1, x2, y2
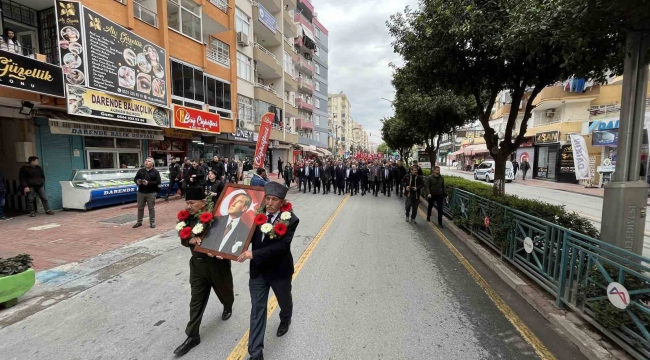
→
(327, 91, 370, 157)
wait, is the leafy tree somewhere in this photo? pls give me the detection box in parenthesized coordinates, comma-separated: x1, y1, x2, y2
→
(387, 0, 643, 195)
(377, 143, 391, 155)
(381, 116, 419, 162)
(392, 65, 475, 166)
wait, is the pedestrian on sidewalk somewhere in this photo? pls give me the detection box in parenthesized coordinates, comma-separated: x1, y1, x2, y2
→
(424, 166, 445, 228)
(237, 182, 300, 360)
(402, 165, 424, 224)
(521, 159, 531, 180)
(174, 187, 234, 357)
(394, 160, 407, 198)
(277, 158, 283, 179)
(166, 157, 181, 201)
(321, 162, 331, 194)
(19, 156, 54, 217)
(180, 158, 192, 197)
(185, 160, 206, 188)
(133, 157, 160, 229)
(251, 168, 270, 186)
(0, 172, 6, 220)
(512, 160, 519, 180)
(283, 163, 294, 188)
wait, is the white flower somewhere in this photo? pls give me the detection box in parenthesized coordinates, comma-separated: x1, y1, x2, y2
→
(280, 211, 291, 221)
(192, 223, 204, 235)
(260, 223, 273, 234)
(176, 222, 186, 231)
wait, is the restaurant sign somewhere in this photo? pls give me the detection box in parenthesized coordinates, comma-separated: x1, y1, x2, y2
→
(163, 128, 193, 139)
(0, 49, 65, 97)
(48, 119, 164, 140)
(535, 131, 559, 144)
(67, 85, 168, 126)
(172, 105, 221, 134)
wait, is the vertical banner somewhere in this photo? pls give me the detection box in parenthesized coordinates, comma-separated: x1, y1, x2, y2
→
(570, 135, 592, 180)
(55, 1, 87, 87)
(253, 112, 274, 169)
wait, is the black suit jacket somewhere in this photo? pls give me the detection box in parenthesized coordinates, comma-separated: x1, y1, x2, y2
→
(379, 167, 393, 183)
(250, 213, 300, 280)
(228, 161, 238, 175)
(202, 215, 250, 256)
(335, 166, 346, 182)
(348, 169, 360, 182)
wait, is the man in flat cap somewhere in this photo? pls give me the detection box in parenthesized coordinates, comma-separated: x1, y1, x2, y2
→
(174, 187, 234, 357)
(238, 182, 300, 360)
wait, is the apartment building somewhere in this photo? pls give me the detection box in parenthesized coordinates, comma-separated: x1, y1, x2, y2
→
(0, 0, 237, 212)
(328, 91, 370, 157)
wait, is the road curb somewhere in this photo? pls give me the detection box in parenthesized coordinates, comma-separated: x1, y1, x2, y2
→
(431, 201, 623, 360)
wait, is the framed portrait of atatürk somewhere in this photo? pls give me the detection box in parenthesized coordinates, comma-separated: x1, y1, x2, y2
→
(195, 183, 265, 260)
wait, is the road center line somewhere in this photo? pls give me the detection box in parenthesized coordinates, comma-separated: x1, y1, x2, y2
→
(226, 195, 350, 360)
(416, 208, 557, 360)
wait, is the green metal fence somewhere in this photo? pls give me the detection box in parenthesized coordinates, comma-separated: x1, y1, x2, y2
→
(444, 188, 650, 359)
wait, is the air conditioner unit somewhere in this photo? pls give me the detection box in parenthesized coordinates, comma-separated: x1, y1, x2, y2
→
(545, 109, 556, 118)
(238, 120, 246, 128)
(237, 32, 249, 46)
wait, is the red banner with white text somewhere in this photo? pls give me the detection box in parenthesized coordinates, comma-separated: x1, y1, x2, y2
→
(253, 112, 274, 169)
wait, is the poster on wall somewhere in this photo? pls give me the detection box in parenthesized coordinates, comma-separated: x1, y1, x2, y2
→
(0, 49, 65, 97)
(55, 1, 87, 87)
(67, 85, 169, 126)
(559, 144, 575, 174)
(82, 7, 167, 107)
(516, 148, 534, 168)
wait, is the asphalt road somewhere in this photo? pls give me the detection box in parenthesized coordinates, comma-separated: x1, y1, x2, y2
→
(0, 188, 587, 360)
(441, 168, 650, 258)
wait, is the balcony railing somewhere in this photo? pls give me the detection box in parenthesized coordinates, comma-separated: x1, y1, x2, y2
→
(255, 43, 282, 67)
(284, 36, 298, 54)
(255, 82, 280, 97)
(133, 2, 158, 27)
(209, 0, 228, 13)
(296, 118, 314, 130)
(296, 98, 314, 112)
(206, 48, 230, 68)
(294, 12, 313, 32)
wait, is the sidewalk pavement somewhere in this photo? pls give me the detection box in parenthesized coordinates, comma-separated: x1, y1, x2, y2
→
(0, 195, 186, 271)
(446, 168, 606, 197)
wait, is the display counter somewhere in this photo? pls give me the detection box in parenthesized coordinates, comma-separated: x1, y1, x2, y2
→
(60, 168, 176, 210)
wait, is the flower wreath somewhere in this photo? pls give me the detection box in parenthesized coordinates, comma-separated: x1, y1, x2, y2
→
(253, 202, 293, 239)
(176, 209, 215, 241)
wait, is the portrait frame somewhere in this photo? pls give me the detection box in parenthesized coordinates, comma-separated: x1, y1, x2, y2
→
(194, 183, 265, 260)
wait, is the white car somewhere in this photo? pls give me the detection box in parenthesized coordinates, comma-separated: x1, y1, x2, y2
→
(474, 160, 514, 183)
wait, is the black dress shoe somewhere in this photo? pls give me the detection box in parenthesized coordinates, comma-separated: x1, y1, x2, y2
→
(222, 308, 232, 321)
(132, 222, 142, 228)
(277, 319, 291, 337)
(174, 336, 200, 356)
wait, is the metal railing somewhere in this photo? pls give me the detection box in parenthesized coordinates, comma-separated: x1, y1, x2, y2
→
(445, 188, 650, 359)
(284, 36, 298, 54)
(133, 2, 158, 27)
(209, 0, 228, 13)
(255, 42, 278, 61)
(255, 82, 279, 96)
(206, 48, 230, 68)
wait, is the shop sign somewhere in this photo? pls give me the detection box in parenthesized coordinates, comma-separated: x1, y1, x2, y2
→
(466, 130, 485, 139)
(535, 131, 559, 144)
(569, 135, 592, 179)
(0, 49, 65, 97)
(592, 129, 618, 147)
(559, 144, 575, 174)
(228, 129, 258, 142)
(253, 112, 274, 169)
(173, 105, 220, 134)
(163, 128, 193, 139)
(257, 3, 277, 34)
(48, 119, 164, 140)
(67, 85, 168, 126)
(56, 1, 168, 107)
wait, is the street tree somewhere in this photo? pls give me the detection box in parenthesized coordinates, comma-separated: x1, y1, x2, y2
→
(392, 65, 475, 166)
(387, 0, 633, 195)
(377, 143, 391, 155)
(381, 116, 419, 162)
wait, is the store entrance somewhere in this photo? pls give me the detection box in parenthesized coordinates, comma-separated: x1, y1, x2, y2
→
(534, 144, 560, 180)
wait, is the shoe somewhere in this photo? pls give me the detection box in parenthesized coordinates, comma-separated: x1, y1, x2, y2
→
(173, 336, 200, 356)
(29, 212, 36, 217)
(165, 196, 169, 201)
(277, 320, 291, 337)
(426, 217, 431, 222)
(46, 211, 55, 215)
(249, 354, 264, 360)
(411, 219, 417, 224)
(222, 308, 232, 321)
(150, 222, 156, 229)
(133, 222, 142, 228)
(438, 223, 444, 229)
(405, 216, 409, 222)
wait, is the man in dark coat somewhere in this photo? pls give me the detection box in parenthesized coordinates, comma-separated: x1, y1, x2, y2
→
(185, 160, 205, 188)
(19, 156, 53, 217)
(329, 161, 337, 195)
(359, 163, 369, 196)
(335, 160, 346, 195)
(312, 163, 323, 194)
(402, 166, 425, 224)
(166, 157, 182, 200)
(227, 158, 239, 183)
(321, 163, 332, 195)
(379, 163, 393, 197)
(174, 187, 234, 357)
(369, 161, 381, 196)
(348, 165, 360, 196)
(423, 166, 446, 228)
(238, 182, 300, 360)
(133, 157, 161, 228)
(393, 160, 407, 198)
(210, 156, 226, 180)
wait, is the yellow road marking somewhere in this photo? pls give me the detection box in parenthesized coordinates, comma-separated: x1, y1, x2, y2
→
(227, 195, 350, 360)
(417, 208, 557, 360)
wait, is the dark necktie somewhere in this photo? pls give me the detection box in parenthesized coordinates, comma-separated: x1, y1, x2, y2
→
(224, 220, 233, 237)
(267, 214, 274, 224)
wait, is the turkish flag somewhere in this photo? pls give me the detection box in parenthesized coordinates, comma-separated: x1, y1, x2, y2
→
(213, 185, 265, 229)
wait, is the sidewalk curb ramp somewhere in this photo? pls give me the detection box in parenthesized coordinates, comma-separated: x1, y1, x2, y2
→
(422, 198, 631, 360)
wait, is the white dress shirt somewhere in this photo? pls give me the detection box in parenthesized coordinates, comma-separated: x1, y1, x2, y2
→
(219, 216, 242, 251)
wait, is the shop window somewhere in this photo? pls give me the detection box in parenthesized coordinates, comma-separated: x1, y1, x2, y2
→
(85, 137, 114, 148)
(118, 153, 141, 168)
(89, 152, 116, 169)
(168, 0, 202, 42)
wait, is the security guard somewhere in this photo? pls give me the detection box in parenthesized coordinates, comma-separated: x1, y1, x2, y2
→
(238, 182, 300, 360)
(174, 187, 234, 357)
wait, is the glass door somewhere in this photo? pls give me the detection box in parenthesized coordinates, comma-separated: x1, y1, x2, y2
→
(547, 149, 558, 180)
(17, 30, 36, 56)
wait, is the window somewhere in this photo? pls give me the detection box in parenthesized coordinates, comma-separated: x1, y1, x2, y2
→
(168, 0, 202, 42)
(314, 115, 320, 125)
(84, 137, 142, 169)
(315, 63, 320, 74)
(316, 132, 320, 142)
(315, 46, 320, 57)
(237, 52, 252, 81)
(171, 60, 204, 103)
(315, 27, 321, 39)
(283, 52, 294, 76)
(315, 98, 320, 109)
(315, 81, 320, 91)
(238, 95, 253, 122)
(210, 38, 230, 67)
(171, 59, 232, 111)
(236, 8, 251, 37)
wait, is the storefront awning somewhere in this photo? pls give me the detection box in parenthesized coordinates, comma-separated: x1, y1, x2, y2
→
(472, 144, 490, 155)
(450, 149, 465, 156)
(317, 148, 332, 156)
(40, 110, 164, 140)
(462, 145, 480, 155)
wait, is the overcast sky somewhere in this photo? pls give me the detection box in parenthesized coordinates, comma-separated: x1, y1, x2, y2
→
(311, 0, 418, 145)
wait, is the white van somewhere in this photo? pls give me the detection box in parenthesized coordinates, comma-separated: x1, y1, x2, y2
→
(474, 160, 514, 182)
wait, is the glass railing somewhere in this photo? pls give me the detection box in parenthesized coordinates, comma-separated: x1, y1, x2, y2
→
(133, 2, 158, 27)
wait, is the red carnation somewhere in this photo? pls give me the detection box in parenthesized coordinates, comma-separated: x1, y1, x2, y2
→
(177, 210, 190, 221)
(254, 213, 267, 226)
(199, 212, 213, 223)
(179, 227, 193, 240)
(280, 202, 293, 212)
(274, 222, 288, 237)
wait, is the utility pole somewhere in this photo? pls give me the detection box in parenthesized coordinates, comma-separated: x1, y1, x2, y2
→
(601, 31, 650, 256)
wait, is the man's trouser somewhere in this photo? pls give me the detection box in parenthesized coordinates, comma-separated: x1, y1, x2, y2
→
(167, 178, 181, 197)
(427, 195, 444, 225)
(136, 192, 156, 223)
(26, 186, 50, 213)
(405, 196, 419, 219)
(248, 275, 292, 358)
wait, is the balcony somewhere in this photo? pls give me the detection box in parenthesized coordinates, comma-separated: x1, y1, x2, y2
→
(296, 98, 314, 112)
(295, 56, 314, 74)
(298, 77, 314, 93)
(283, 9, 298, 38)
(285, 75, 298, 91)
(254, 43, 282, 77)
(284, 36, 298, 56)
(208, 0, 228, 13)
(294, 12, 314, 33)
(254, 83, 283, 108)
(294, 36, 315, 56)
(257, 0, 281, 12)
(253, 4, 281, 46)
(257, 126, 299, 144)
(206, 48, 230, 68)
(133, 1, 158, 27)
(285, 100, 299, 117)
(532, 85, 600, 110)
(296, 118, 315, 130)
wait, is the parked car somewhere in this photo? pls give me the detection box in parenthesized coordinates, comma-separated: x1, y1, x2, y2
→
(474, 160, 514, 182)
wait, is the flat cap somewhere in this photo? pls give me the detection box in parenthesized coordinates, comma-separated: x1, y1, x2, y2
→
(185, 187, 205, 201)
(264, 181, 288, 199)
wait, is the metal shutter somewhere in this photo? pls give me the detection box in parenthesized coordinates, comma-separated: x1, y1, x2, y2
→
(37, 124, 72, 210)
